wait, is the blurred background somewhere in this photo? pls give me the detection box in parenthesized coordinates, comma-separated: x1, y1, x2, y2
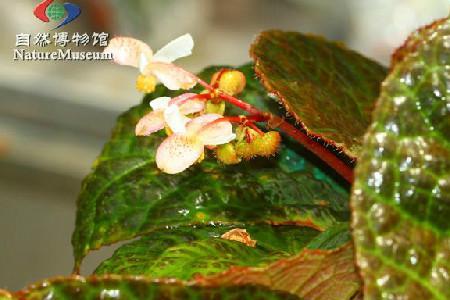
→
(0, 0, 448, 291)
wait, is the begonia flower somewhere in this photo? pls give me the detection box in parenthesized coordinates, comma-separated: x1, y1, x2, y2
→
(156, 114, 236, 174)
(104, 34, 197, 92)
(135, 93, 204, 136)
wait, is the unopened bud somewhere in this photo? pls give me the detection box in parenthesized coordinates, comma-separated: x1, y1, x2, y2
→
(136, 74, 157, 93)
(218, 70, 246, 95)
(216, 143, 241, 165)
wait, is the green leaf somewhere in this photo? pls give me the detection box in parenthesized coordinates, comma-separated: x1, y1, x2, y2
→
(10, 276, 299, 300)
(195, 243, 361, 300)
(94, 225, 320, 278)
(250, 30, 387, 158)
(306, 223, 351, 250)
(351, 17, 450, 299)
(72, 64, 350, 269)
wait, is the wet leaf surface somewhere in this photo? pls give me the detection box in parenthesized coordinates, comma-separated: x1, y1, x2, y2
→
(351, 17, 450, 299)
(72, 64, 350, 270)
(94, 225, 320, 278)
(250, 30, 387, 159)
(11, 276, 299, 300)
(195, 243, 360, 300)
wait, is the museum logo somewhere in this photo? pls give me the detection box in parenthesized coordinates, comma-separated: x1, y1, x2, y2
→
(13, 2, 113, 62)
(34, 0, 82, 30)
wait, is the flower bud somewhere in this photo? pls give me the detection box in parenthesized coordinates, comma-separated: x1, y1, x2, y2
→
(136, 74, 157, 93)
(216, 143, 241, 165)
(218, 70, 246, 95)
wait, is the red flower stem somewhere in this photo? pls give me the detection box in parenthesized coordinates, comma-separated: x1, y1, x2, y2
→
(196, 93, 213, 100)
(219, 92, 262, 115)
(197, 78, 264, 115)
(195, 76, 354, 183)
(197, 78, 214, 91)
(247, 122, 264, 135)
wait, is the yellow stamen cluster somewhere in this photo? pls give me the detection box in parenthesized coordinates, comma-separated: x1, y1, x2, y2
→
(236, 129, 281, 160)
(217, 126, 281, 165)
(216, 143, 241, 165)
(205, 100, 226, 115)
(136, 74, 157, 93)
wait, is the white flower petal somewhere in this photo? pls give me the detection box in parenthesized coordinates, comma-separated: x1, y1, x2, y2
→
(164, 105, 190, 134)
(198, 121, 236, 146)
(150, 97, 171, 110)
(186, 114, 222, 134)
(135, 110, 164, 136)
(179, 100, 205, 115)
(156, 134, 204, 174)
(104, 37, 153, 71)
(147, 62, 197, 90)
(153, 34, 194, 63)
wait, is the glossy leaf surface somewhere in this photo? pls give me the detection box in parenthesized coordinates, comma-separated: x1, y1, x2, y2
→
(11, 276, 299, 300)
(72, 64, 350, 269)
(351, 17, 450, 299)
(250, 30, 387, 158)
(196, 243, 360, 300)
(95, 225, 320, 279)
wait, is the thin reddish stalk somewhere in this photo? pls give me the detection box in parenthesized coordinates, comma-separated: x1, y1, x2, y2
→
(197, 78, 264, 116)
(219, 92, 262, 115)
(247, 122, 264, 135)
(195, 75, 353, 183)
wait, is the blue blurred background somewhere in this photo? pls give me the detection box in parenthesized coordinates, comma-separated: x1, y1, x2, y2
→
(0, 0, 448, 291)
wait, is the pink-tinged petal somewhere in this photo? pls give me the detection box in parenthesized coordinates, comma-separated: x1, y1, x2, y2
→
(164, 105, 190, 134)
(186, 114, 222, 134)
(150, 97, 171, 110)
(153, 34, 194, 63)
(198, 121, 236, 146)
(156, 134, 204, 174)
(104, 37, 153, 71)
(147, 62, 197, 90)
(169, 93, 198, 106)
(135, 110, 164, 136)
(169, 93, 205, 115)
(179, 100, 205, 115)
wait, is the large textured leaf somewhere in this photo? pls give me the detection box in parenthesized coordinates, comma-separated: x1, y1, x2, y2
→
(250, 30, 387, 159)
(195, 243, 360, 300)
(9, 276, 298, 300)
(351, 17, 450, 299)
(94, 225, 320, 278)
(72, 64, 350, 269)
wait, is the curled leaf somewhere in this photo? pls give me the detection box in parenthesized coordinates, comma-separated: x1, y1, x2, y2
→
(221, 228, 257, 247)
